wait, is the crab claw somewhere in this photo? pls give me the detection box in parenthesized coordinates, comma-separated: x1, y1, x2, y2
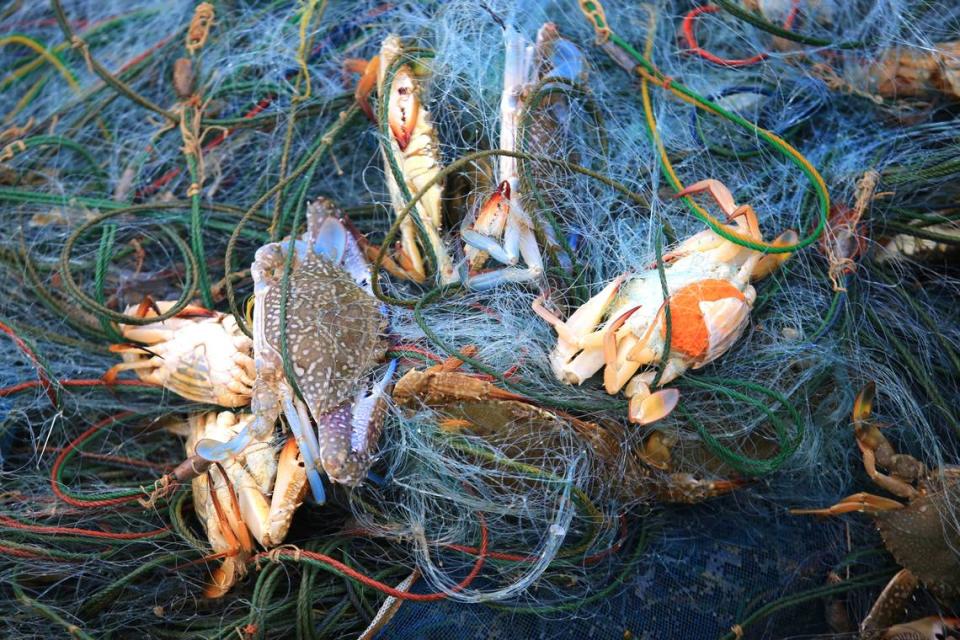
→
(628, 385, 679, 425)
(753, 229, 799, 281)
(317, 359, 397, 489)
(386, 66, 419, 151)
(462, 181, 512, 270)
(853, 381, 876, 425)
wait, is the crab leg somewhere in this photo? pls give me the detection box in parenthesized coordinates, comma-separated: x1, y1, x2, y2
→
(283, 392, 326, 505)
(535, 284, 627, 384)
(789, 491, 904, 516)
(103, 356, 163, 383)
(201, 462, 256, 598)
(232, 436, 308, 548)
(461, 28, 543, 288)
(377, 37, 456, 285)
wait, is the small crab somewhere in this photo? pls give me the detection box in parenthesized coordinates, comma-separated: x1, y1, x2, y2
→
(347, 36, 456, 285)
(173, 411, 307, 597)
(820, 170, 877, 292)
(533, 179, 797, 425)
(459, 24, 587, 289)
(105, 298, 254, 407)
(793, 383, 960, 637)
(392, 347, 741, 504)
(195, 199, 394, 505)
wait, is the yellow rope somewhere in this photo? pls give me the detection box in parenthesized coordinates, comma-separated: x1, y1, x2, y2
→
(292, 0, 325, 103)
(639, 57, 826, 250)
(0, 35, 81, 93)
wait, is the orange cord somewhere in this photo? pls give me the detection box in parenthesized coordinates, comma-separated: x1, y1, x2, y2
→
(682, 2, 799, 67)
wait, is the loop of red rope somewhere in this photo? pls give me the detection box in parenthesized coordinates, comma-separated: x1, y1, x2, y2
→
(254, 515, 488, 601)
(49, 411, 158, 509)
(682, 3, 799, 68)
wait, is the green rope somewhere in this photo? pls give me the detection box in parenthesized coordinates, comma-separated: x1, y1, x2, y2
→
(12, 576, 95, 640)
(679, 376, 803, 476)
(59, 209, 198, 325)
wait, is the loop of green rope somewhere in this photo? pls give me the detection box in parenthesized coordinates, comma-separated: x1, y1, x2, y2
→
(679, 376, 804, 476)
(59, 209, 198, 325)
(52, 412, 162, 503)
(4, 135, 108, 191)
(582, 4, 830, 255)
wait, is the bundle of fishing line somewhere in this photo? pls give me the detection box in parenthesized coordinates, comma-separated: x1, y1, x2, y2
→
(1, 0, 958, 638)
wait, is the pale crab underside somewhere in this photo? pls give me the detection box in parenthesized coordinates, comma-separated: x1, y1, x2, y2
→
(106, 300, 255, 407)
(534, 179, 797, 425)
(196, 200, 395, 505)
(182, 411, 307, 598)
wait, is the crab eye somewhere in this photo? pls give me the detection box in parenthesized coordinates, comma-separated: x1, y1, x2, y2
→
(244, 296, 255, 326)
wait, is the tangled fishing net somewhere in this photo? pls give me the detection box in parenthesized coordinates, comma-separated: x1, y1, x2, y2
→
(1, 0, 959, 638)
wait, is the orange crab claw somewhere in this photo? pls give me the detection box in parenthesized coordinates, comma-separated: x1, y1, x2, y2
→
(386, 66, 419, 151)
(480, 180, 511, 217)
(853, 381, 876, 425)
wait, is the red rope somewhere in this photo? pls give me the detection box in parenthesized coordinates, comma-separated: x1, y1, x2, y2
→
(0, 320, 58, 408)
(0, 513, 166, 540)
(0, 377, 152, 398)
(682, 2, 800, 68)
(0, 543, 53, 560)
(49, 412, 156, 509)
(254, 515, 488, 601)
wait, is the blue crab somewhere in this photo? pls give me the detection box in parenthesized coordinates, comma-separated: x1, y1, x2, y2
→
(793, 383, 960, 638)
(196, 199, 395, 504)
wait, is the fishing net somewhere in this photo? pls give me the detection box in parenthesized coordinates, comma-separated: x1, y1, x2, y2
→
(1, 0, 958, 638)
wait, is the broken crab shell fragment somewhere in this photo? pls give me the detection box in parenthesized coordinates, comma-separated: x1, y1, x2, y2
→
(535, 179, 796, 425)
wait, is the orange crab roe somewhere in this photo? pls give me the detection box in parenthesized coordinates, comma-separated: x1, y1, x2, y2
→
(660, 279, 745, 360)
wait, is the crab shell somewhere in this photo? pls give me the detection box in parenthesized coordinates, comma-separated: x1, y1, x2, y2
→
(550, 252, 755, 388)
(875, 485, 960, 601)
(616, 258, 754, 366)
(110, 303, 254, 407)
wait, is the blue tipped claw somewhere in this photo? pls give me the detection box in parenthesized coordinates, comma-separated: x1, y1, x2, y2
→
(195, 429, 253, 463)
